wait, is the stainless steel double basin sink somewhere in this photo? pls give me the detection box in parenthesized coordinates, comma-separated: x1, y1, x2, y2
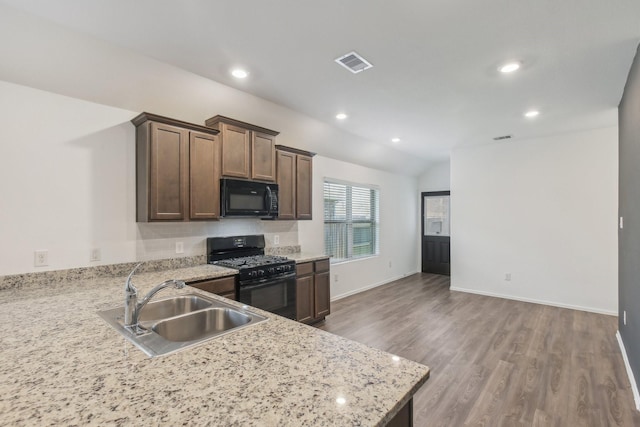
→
(98, 293, 268, 357)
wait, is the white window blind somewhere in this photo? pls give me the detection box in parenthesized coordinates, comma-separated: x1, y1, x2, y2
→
(324, 179, 379, 262)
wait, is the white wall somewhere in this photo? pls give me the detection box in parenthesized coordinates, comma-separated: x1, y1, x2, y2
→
(299, 156, 419, 300)
(0, 79, 421, 290)
(0, 81, 302, 275)
(0, 4, 425, 277)
(418, 160, 450, 192)
(0, 4, 426, 177)
(451, 127, 618, 314)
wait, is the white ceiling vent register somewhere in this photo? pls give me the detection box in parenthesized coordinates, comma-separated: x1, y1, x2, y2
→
(334, 51, 373, 74)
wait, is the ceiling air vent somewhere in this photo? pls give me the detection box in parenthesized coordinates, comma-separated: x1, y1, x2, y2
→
(335, 51, 373, 74)
(493, 134, 513, 141)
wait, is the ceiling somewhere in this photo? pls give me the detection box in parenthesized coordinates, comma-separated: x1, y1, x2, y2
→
(2, 0, 639, 169)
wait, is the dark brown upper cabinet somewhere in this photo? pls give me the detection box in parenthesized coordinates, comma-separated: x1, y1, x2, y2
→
(275, 145, 315, 220)
(205, 116, 278, 182)
(132, 112, 220, 222)
(189, 131, 221, 220)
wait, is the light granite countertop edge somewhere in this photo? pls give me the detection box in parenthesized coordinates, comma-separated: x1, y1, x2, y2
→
(0, 264, 429, 426)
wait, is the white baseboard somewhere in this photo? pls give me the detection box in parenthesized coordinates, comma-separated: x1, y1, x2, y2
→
(616, 331, 640, 411)
(449, 286, 617, 316)
(331, 271, 418, 301)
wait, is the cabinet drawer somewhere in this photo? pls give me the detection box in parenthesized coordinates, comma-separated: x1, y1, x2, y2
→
(314, 259, 330, 273)
(296, 262, 314, 277)
(188, 276, 236, 294)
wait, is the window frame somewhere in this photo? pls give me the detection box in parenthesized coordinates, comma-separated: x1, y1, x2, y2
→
(323, 178, 380, 263)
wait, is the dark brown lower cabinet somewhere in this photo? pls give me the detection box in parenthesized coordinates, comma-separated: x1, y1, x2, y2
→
(314, 269, 330, 319)
(187, 276, 236, 300)
(387, 399, 413, 427)
(296, 258, 330, 323)
(296, 274, 314, 323)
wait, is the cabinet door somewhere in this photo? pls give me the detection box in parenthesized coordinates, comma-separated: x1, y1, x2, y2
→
(296, 275, 314, 323)
(314, 271, 330, 319)
(276, 150, 296, 219)
(218, 291, 237, 301)
(221, 123, 250, 179)
(251, 131, 276, 182)
(188, 276, 236, 296)
(149, 122, 189, 220)
(296, 155, 313, 220)
(189, 131, 220, 220)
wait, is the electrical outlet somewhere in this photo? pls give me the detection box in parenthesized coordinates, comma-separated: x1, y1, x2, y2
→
(620, 217, 624, 229)
(175, 242, 184, 254)
(274, 235, 280, 245)
(624, 310, 627, 326)
(505, 273, 512, 281)
(334, 274, 339, 282)
(389, 261, 392, 268)
(34, 250, 49, 267)
(90, 248, 101, 262)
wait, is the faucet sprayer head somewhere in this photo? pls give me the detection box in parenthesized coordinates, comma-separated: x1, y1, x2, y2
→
(125, 262, 143, 291)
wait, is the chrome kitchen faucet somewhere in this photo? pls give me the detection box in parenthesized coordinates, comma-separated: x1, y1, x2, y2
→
(124, 263, 186, 333)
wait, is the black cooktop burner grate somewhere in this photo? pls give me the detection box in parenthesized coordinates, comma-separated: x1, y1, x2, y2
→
(213, 255, 291, 269)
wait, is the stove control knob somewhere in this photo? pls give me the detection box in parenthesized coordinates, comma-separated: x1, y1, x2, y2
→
(268, 267, 275, 274)
(249, 271, 257, 278)
(258, 270, 265, 277)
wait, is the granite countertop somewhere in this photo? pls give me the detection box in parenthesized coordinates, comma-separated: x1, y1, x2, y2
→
(0, 265, 430, 426)
(285, 252, 330, 263)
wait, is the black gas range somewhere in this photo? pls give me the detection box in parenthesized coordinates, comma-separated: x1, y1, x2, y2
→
(206, 235, 296, 319)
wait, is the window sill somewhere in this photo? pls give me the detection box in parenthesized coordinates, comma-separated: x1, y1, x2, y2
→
(329, 255, 379, 266)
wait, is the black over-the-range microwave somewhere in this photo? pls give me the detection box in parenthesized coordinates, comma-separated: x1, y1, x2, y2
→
(220, 178, 279, 218)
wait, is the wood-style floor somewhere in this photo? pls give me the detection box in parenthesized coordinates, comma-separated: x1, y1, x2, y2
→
(319, 273, 640, 427)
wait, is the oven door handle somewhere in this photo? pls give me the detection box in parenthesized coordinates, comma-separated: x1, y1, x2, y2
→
(240, 273, 296, 290)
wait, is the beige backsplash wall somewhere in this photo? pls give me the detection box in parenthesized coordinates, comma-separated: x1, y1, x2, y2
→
(135, 221, 299, 261)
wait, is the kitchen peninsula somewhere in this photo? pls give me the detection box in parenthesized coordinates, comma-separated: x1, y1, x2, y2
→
(0, 264, 430, 426)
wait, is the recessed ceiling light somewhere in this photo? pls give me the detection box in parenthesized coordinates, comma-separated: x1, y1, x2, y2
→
(524, 110, 540, 118)
(231, 68, 249, 79)
(336, 113, 348, 120)
(391, 137, 401, 143)
(499, 62, 521, 73)
(336, 397, 346, 405)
